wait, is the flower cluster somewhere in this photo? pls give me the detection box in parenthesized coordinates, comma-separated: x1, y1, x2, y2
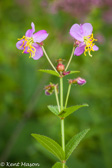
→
(16, 22, 98, 59)
(16, 21, 99, 168)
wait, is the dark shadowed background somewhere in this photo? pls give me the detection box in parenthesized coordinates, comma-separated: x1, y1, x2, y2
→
(0, 0, 112, 168)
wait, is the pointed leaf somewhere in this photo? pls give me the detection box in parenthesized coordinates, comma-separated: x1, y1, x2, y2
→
(31, 134, 65, 161)
(65, 128, 90, 160)
(58, 104, 89, 118)
(70, 71, 80, 74)
(52, 162, 68, 168)
(48, 105, 60, 116)
(39, 69, 60, 77)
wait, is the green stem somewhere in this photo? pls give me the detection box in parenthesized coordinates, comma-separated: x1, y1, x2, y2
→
(42, 46, 58, 73)
(65, 46, 75, 71)
(61, 119, 65, 168)
(60, 77, 65, 168)
(60, 77, 63, 111)
(65, 84, 72, 108)
(54, 86, 60, 112)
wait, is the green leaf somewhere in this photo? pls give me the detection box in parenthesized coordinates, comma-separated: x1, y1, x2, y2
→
(70, 71, 80, 74)
(65, 129, 90, 160)
(52, 162, 68, 168)
(48, 105, 60, 116)
(39, 69, 60, 77)
(31, 134, 65, 161)
(58, 104, 89, 118)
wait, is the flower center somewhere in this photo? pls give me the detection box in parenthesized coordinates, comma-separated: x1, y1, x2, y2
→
(18, 36, 36, 58)
(83, 33, 97, 57)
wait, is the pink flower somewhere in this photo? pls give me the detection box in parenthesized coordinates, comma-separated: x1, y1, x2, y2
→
(69, 77, 86, 85)
(76, 77, 86, 85)
(16, 22, 49, 60)
(70, 23, 99, 57)
(44, 83, 58, 96)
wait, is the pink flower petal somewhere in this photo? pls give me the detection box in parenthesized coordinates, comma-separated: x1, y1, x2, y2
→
(33, 30, 49, 43)
(77, 77, 86, 85)
(31, 22, 35, 33)
(25, 22, 35, 37)
(82, 23, 93, 36)
(32, 43, 43, 60)
(93, 45, 99, 51)
(16, 39, 24, 50)
(23, 46, 29, 54)
(16, 40, 29, 53)
(69, 24, 84, 42)
(74, 45, 85, 56)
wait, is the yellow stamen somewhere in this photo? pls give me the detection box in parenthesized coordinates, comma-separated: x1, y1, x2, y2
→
(18, 36, 36, 58)
(83, 33, 97, 57)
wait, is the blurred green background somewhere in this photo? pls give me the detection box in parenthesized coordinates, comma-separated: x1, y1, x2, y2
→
(0, 0, 112, 168)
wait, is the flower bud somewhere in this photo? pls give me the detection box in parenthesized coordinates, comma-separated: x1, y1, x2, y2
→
(45, 90, 51, 96)
(68, 79, 73, 84)
(76, 77, 86, 85)
(44, 83, 58, 96)
(56, 58, 65, 72)
(56, 63, 65, 72)
(69, 77, 86, 85)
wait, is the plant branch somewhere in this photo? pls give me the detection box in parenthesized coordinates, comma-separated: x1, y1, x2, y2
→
(65, 84, 72, 108)
(54, 85, 60, 112)
(65, 46, 75, 71)
(42, 46, 58, 73)
(60, 77, 63, 111)
(60, 77, 65, 168)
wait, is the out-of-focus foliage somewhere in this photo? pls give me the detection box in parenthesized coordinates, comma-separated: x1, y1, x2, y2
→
(0, 0, 112, 168)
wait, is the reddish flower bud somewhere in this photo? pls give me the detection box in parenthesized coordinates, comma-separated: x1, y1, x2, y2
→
(56, 63, 65, 72)
(44, 83, 58, 96)
(68, 79, 73, 84)
(76, 77, 86, 85)
(45, 90, 51, 96)
(69, 77, 86, 85)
